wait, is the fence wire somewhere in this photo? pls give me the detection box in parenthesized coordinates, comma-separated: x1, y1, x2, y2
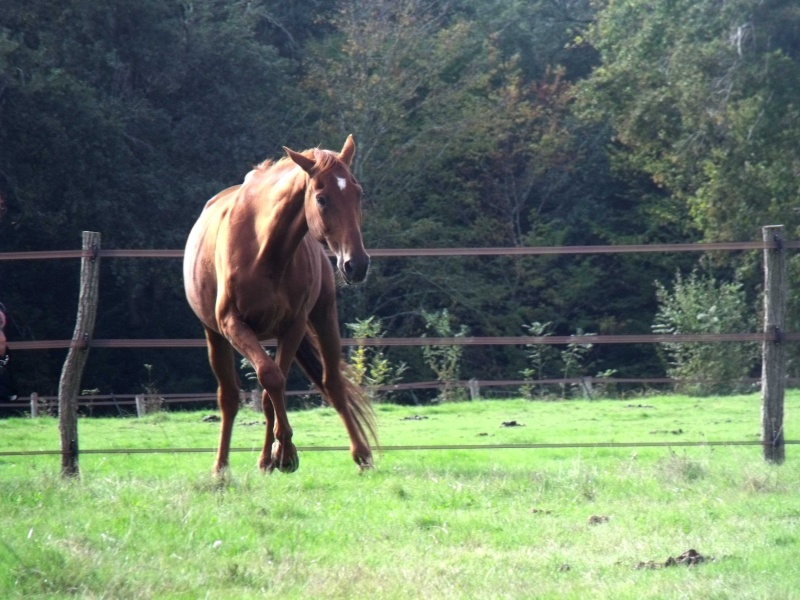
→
(2, 439, 797, 458)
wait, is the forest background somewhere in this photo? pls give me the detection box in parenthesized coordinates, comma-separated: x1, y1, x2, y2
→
(1, 0, 799, 399)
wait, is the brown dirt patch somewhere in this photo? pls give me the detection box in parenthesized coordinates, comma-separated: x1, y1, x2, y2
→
(634, 549, 710, 569)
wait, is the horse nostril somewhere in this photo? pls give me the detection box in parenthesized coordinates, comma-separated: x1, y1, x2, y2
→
(342, 256, 369, 283)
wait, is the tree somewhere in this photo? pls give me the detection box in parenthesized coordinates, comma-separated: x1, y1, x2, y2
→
(579, 0, 800, 244)
(579, 0, 800, 375)
(5, 0, 762, 398)
(304, 0, 678, 385)
(0, 0, 306, 394)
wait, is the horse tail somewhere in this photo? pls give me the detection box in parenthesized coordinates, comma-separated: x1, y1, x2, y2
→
(294, 332, 378, 448)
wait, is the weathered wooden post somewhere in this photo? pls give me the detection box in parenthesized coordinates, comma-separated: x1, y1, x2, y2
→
(58, 231, 101, 477)
(580, 377, 595, 400)
(30, 392, 39, 418)
(135, 394, 146, 418)
(135, 393, 162, 417)
(468, 378, 480, 401)
(761, 225, 786, 464)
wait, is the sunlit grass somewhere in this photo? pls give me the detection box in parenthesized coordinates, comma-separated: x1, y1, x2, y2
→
(1, 393, 799, 599)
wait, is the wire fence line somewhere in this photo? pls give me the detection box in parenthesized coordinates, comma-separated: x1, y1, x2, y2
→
(2, 439, 798, 459)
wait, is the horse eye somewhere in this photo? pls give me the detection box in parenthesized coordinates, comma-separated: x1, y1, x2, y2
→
(316, 195, 328, 209)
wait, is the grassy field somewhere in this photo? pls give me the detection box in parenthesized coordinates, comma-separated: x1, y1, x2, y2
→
(1, 393, 799, 599)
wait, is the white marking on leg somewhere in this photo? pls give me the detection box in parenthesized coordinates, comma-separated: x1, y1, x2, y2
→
(336, 176, 347, 191)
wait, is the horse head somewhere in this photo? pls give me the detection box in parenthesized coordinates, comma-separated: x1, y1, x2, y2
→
(284, 135, 370, 284)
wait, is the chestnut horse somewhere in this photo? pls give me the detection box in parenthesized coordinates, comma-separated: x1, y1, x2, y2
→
(183, 135, 375, 474)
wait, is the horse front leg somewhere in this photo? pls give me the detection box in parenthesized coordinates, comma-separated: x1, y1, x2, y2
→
(261, 325, 306, 473)
(261, 377, 297, 473)
(249, 350, 298, 473)
(257, 391, 276, 473)
(216, 312, 298, 473)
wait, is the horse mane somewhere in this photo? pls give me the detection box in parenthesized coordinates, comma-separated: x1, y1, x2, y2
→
(255, 159, 275, 172)
(305, 149, 341, 175)
(255, 148, 342, 177)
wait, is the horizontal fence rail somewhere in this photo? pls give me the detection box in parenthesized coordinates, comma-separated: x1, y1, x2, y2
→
(3, 239, 800, 262)
(10, 332, 800, 351)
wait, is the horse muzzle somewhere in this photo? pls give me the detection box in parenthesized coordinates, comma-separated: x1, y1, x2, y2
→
(339, 252, 370, 284)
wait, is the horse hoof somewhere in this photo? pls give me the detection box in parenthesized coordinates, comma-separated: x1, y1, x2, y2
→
(271, 442, 299, 473)
(258, 455, 275, 474)
(271, 455, 299, 473)
(355, 453, 374, 471)
(213, 462, 230, 478)
(277, 459, 299, 473)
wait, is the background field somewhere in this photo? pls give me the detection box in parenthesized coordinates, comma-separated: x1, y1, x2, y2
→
(2, 393, 799, 599)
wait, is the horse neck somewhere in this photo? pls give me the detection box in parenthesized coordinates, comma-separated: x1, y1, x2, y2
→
(250, 166, 310, 268)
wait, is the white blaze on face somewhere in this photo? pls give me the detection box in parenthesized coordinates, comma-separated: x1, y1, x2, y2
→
(336, 176, 347, 191)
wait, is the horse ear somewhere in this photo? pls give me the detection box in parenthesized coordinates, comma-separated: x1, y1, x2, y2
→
(284, 147, 316, 175)
(339, 134, 356, 166)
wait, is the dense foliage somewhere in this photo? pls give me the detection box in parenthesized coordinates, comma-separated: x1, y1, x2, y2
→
(1, 0, 797, 397)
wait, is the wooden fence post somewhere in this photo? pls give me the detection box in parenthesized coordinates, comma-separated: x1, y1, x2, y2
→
(580, 377, 595, 400)
(135, 394, 146, 418)
(58, 231, 101, 478)
(468, 378, 480, 400)
(30, 392, 39, 418)
(761, 225, 786, 464)
(250, 388, 261, 412)
(135, 394, 163, 417)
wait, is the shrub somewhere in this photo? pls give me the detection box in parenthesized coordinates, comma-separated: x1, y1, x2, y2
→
(346, 316, 407, 402)
(421, 309, 468, 402)
(652, 270, 757, 396)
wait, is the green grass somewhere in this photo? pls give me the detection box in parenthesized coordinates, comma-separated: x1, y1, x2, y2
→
(1, 393, 799, 599)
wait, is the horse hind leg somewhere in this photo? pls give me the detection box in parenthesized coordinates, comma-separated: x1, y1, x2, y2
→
(296, 332, 376, 470)
(204, 327, 240, 475)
